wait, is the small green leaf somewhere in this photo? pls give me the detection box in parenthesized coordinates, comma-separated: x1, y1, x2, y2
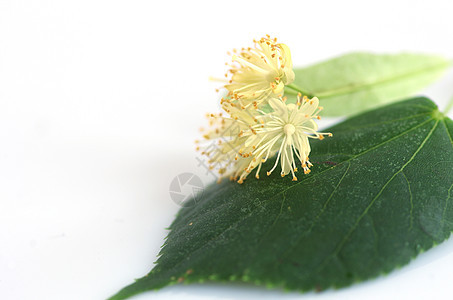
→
(287, 52, 450, 116)
(110, 97, 453, 300)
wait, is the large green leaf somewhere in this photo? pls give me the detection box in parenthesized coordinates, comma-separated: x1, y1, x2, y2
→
(286, 52, 450, 116)
(110, 97, 453, 300)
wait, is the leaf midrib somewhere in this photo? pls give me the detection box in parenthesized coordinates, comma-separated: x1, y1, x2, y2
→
(305, 61, 450, 98)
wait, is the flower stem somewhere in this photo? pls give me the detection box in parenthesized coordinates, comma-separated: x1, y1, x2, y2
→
(443, 96, 453, 115)
(286, 83, 314, 98)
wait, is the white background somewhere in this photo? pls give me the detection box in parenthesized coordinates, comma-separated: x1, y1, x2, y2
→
(1, 0, 453, 299)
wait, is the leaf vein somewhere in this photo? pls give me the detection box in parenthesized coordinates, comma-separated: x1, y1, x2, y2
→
(313, 119, 440, 275)
(277, 117, 435, 196)
(279, 161, 351, 259)
(441, 119, 453, 225)
(257, 192, 287, 244)
(401, 171, 414, 230)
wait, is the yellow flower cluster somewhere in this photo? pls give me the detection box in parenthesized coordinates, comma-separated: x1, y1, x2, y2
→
(223, 36, 295, 108)
(198, 36, 331, 183)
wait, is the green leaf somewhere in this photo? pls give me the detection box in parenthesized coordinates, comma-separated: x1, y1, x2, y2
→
(110, 97, 453, 300)
(286, 52, 450, 116)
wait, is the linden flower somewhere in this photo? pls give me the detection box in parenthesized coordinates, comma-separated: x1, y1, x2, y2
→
(197, 94, 332, 183)
(196, 103, 262, 180)
(222, 35, 295, 108)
